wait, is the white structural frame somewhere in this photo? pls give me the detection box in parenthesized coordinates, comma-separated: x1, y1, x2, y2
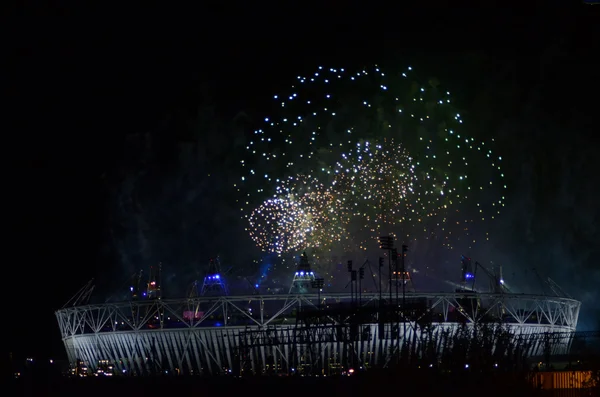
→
(55, 292, 580, 376)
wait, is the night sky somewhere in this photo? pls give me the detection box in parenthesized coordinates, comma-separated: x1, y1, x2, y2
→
(6, 4, 600, 362)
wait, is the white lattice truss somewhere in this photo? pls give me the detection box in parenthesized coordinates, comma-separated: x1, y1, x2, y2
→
(55, 292, 580, 375)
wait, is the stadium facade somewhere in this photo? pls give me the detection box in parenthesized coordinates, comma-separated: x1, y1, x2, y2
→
(55, 291, 581, 376)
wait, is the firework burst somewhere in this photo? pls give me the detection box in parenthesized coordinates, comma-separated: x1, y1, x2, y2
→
(247, 175, 347, 254)
(330, 139, 445, 245)
(247, 196, 313, 254)
(239, 65, 505, 256)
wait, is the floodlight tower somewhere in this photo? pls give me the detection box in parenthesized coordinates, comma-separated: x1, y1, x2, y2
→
(201, 257, 228, 296)
(289, 252, 315, 294)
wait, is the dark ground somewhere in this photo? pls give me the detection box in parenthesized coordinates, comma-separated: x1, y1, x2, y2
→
(7, 371, 592, 397)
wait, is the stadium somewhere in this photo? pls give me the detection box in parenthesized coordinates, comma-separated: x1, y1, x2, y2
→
(55, 65, 584, 377)
(55, 255, 581, 376)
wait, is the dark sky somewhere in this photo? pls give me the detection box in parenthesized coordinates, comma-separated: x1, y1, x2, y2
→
(6, 4, 600, 361)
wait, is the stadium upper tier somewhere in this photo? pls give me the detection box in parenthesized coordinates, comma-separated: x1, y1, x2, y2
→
(55, 292, 580, 375)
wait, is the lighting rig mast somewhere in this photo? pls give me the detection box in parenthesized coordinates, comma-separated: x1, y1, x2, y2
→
(128, 270, 145, 327)
(289, 251, 315, 294)
(346, 260, 356, 305)
(378, 257, 384, 304)
(378, 235, 394, 302)
(311, 277, 325, 309)
(389, 244, 409, 363)
(389, 246, 410, 301)
(62, 279, 95, 308)
(491, 262, 504, 293)
(201, 257, 228, 296)
(459, 255, 475, 291)
(130, 270, 144, 300)
(147, 263, 162, 300)
(358, 263, 365, 306)
(187, 280, 199, 299)
(546, 277, 571, 299)
(378, 235, 399, 359)
(472, 261, 510, 294)
(399, 244, 408, 358)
